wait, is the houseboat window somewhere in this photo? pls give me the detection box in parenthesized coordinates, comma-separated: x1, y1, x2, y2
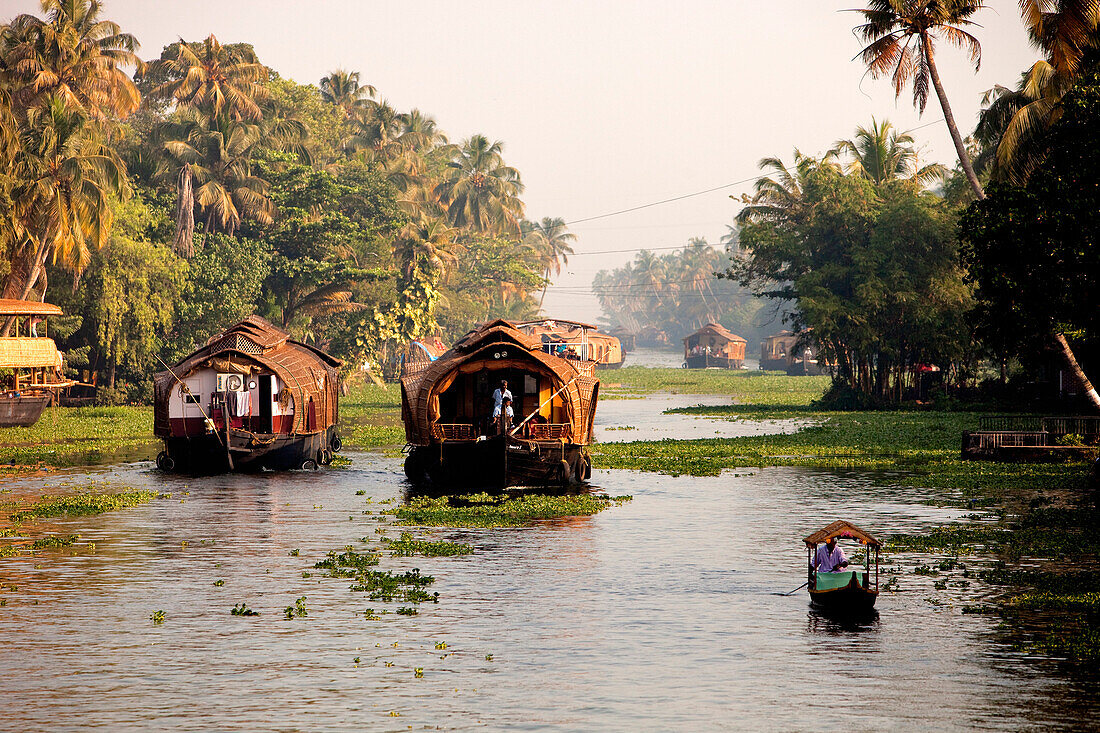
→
(184, 394, 201, 404)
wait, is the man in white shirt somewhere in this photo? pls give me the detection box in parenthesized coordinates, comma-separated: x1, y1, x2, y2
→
(492, 396, 514, 435)
(813, 536, 849, 573)
(492, 379, 512, 409)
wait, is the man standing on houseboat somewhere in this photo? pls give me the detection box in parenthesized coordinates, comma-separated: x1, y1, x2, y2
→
(492, 379, 512, 409)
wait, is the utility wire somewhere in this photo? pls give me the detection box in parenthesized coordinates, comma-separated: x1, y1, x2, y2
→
(562, 118, 947, 227)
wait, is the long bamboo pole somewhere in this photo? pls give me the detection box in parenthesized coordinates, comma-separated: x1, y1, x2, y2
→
(509, 376, 578, 437)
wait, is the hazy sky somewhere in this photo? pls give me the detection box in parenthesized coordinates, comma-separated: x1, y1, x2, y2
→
(4, 0, 1040, 323)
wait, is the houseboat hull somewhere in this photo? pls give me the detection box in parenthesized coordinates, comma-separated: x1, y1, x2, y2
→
(158, 425, 339, 474)
(0, 393, 51, 427)
(684, 354, 742, 369)
(787, 359, 827, 376)
(595, 357, 626, 370)
(759, 357, 789, 371)
(404, 437, 591, 490)
(808, 574, 878, 614)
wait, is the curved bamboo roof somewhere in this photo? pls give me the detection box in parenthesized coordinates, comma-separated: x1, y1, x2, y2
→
(0, 299, 63, 317)
(153, 316, 341, 437)
(401, 319, 599, 446)
(803, 520, 881, 548)
(684, 323, 746, 344)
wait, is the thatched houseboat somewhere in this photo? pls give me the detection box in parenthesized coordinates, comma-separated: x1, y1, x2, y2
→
(401, 319, 599, 489)
(0, 299, 74, 427)
(760, 331, 797, 371)
(608, 327, 636, 353)
(682, 323, 746, 369)
(153, 316, 342, 473)
(399, 338, 447, 380)
(516, 319, 625, 369)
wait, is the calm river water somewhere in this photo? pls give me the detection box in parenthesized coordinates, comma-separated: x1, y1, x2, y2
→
(0, 395, 1097, 731)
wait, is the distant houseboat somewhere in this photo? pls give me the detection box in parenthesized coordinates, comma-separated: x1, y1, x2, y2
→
(682, 324, 746, 369)
(399, 338, 447, 380)
(0, 299, 75, 427)
(516, 319, 626, 369)
(153, 316, 342, 473)
(401, 319, 599, 490)
(760, 331, 797, 371)
(608, 327, 636, 353)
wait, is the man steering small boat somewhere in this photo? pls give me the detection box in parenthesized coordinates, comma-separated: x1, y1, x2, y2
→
(813, 535, 850, 573)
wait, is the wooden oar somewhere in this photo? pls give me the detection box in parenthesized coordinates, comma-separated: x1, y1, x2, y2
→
(774, 581, 809, 596)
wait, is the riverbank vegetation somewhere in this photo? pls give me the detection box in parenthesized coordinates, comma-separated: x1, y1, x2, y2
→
(0, 1, 578, 403)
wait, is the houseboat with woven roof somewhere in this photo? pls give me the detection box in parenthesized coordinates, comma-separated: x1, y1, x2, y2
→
(401, 319, 599, 489)
(0, 299, 75, 427)
(516, 318, 626, 369)
(682, 323, 746, 369)
(153, 316, 342, 473)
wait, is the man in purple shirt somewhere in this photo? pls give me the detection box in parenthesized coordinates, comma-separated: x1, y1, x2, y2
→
(814, 536, 850, 573)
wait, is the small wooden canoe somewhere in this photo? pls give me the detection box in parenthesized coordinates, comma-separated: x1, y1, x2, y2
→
(804, 520, 881, 614)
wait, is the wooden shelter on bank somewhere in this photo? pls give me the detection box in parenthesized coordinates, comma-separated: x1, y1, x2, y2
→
(153, 316, 342, 473)
(0, 299, 75, 426)
(683, 323, 746, 369)
(401, 319, 600, 489)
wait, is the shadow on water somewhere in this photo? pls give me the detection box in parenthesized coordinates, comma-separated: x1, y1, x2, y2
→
(806, 607, 881, 635)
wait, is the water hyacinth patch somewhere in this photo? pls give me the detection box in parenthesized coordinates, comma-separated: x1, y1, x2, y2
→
(382, 532, 473, 557)
(313, 547, 381, 577)
(386, 492, 632, 528)
(7, 488, 160, 522)
(349, 568, 438, 604)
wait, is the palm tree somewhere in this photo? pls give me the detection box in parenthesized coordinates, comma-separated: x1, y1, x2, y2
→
(524, 217, 576, 310)
(4, 95, 127, 302)
(2, 0, 142, 121)
(976, 3, 1099, 184)
(736, 149, 833, 225)
(148, 35, 268, 123)
(851, 0, 986, 199)
(831, 117, 946, 186)
(319, 69, 374, 117)
(156, 109, 274, 246)
(435, 134, 524, 234)
(344, 99, 405, 162)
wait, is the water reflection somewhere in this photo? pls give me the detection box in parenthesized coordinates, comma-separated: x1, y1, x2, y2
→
(0, 450, 1096, 728)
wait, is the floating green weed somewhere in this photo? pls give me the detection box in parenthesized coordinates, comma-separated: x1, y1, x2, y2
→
(387, 492, 631, 528)
(231, 603, 258, 616)
(8, 488, 159, 522)
(213, 579, 224, 587)
(31, 534, 79, 549)
(313, 547, 380, 577)
(283, 596, 308, 619)
(396, 607, 417, 616)
(0, 405, 156, 467)
(150, 610, 165, 624)
(349, 568, 437, 604)
(383, 532, 473, 557)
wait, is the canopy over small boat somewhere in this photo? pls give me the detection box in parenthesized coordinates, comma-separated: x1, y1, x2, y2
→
(805, 520, 881, 614)
(803, 520, 881, 548)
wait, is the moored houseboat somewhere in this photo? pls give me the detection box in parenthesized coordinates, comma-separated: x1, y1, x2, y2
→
(516, 319, 625, 369)
(153, 316, 342, 473)
(401, 319, 599, 490)
(760, 331, 797, 371)
(0, 299, 75, 427)
(682, 323, 746, 369)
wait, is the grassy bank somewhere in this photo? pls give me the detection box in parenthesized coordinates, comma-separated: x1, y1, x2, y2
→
(0, 406, 156, 468)
(341, 382, 404, 451)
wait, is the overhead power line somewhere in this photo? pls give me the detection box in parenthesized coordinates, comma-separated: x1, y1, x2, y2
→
(561, 118, 947, 228)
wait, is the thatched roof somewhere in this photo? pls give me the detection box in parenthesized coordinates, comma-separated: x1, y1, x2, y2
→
(153, 316, 341, 437)
(684, 323, 746, 344)
(803, 520, 881, 548)
(401, 319, 599, 446)
(0, 299, 63, 317)
(0, 337, 63, 369)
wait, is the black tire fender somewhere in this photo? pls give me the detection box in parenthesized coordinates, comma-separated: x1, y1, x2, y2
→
(301, 459, 318, 471)
(156, 451, 175, 472)
(330, 435, 343, 453)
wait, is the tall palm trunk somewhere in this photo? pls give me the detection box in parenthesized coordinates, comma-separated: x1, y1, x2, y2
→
(172, 164, 195, 257)
(922, 33, 985, 200)
(1054, 332, 1100, 410)
(538, 267, 550, 311)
